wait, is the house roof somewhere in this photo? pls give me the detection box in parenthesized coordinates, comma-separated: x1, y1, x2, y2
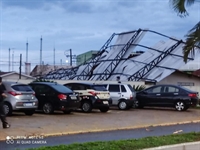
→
(30, 65, 72, 77)
(0, 72, 11, 76)
(192, 69, 200, 77)
(0, 71, 35, 79)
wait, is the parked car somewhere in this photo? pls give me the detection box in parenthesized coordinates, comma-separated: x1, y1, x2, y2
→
(64, 82, 110, 113)
(102, 83, 136, 110)
(135, 84, 199, 111)
(29, 82, 81, 114)
(2, 81, 38, 116)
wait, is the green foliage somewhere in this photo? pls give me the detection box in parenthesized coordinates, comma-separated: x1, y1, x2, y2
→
(169, 0, 200, 63)
(27, 132, 200, 150)
(183, 21, 200, 63)
(133, 85, 146, 91)
(32, 78, 56, 83)
(169, 0, 195, 17)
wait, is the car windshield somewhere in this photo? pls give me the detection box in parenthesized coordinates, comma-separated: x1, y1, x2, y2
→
(92, 85, 107, 91)
(128, 84, 135, 92)
(12, 84, 33, 92)
(51, 84, 73, 93)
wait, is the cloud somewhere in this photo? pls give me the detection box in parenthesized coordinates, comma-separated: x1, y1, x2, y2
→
(2, 0, 46, 9)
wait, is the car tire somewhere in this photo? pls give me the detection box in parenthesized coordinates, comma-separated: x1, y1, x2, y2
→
(42, 103, 54, 114)
(184, 106, 189, 111)
(118, 101, 127, 110)
(134, 100, 144, 109)
(99, 107, 109, 113)
(175, 101, 186, 111)
(81, 101, 92, 113)
(24, 110, 35, 116)
(63, 110, 72, 114)
(3, 103, 12, 116)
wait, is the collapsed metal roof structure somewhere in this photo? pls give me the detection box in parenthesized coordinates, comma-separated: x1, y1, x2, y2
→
(43, 29, 200, 82)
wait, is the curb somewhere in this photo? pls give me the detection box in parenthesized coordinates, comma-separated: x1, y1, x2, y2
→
(1, 119, 200, 141)
(43, 119, 200, 138)
(143, 141, 200, 150)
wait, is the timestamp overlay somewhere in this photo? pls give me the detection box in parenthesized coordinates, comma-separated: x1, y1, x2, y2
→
(5, 135, 47, 145)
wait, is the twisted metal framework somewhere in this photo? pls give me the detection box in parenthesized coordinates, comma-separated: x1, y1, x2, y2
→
(93, 29, 142, 81)
(43, 29, 197, 81)
(76, 33, 116, 80)
(128, 40, 183, 81)
(44, 33, 116, 80)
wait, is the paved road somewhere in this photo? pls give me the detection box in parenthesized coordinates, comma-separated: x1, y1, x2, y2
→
(1, 122, 200, 150)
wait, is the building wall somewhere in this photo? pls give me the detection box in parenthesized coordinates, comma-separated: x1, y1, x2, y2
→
(76, 50, 98, 65)
(158, 71, 200, 93)
(2, 74, 34, 80)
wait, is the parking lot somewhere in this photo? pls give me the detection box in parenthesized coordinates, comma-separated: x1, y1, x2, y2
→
(1, 107, 200, 141)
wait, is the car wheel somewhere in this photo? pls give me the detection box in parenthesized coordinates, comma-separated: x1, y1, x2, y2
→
(81, 101, 92, 113)
(43, 103, 54, 114)
(118, 101, 127, 110)
(63, 110, 72, 114)
(24, 110, 35, 116)
(175, 101, 186, 111)
(99, 107, 109, 113)
(3, 103, 12, 116)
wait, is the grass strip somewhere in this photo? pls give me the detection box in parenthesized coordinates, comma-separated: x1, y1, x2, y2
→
(26, 132, 200, 150)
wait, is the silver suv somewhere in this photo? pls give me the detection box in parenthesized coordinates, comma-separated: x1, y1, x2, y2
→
(2, 81, 38, 116)
(102, 83, 136, 110)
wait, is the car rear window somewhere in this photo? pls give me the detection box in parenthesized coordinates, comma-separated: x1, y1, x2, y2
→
(127, 84, 135, 92)
(51, 84, 73, 93)
(92, 85, 108, 91)
(12, 85, 33, 92)
(179, 86, 197, 93)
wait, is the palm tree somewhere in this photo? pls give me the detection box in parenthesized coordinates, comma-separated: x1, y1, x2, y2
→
(170, 0, 200, 63)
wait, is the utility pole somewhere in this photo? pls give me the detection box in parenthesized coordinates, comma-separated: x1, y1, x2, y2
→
(19, 54, 22, 79)
(69, 49, 72, 66)
(12, 51, 14, 71)
(8, 48, 10, 71)
(64, 49, 76, 66)
(53, 47, 55, 69)
(40, 36, 42, 65)
(26, 40, 28, 63)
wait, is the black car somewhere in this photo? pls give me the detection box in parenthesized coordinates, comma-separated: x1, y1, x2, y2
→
(135, 84, 199, 111)
(29, 82, 81, 114)
(64, 83, 110, 113)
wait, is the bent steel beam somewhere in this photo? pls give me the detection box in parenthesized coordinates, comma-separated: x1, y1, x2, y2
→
(128, 40, 183, 81)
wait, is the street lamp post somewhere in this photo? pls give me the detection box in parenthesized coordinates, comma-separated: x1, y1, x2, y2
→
(8, 48, 15, 72)
(64, 49, 76, 66)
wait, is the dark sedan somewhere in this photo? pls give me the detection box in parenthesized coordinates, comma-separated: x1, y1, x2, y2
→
(29, 82, 81, 114)
(135, 84, 199, 111)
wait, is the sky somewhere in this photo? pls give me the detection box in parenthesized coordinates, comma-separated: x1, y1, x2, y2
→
(0, 0, 199, 73)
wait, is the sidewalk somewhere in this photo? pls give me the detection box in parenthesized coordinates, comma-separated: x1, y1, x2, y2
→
(144, 141, 200, 150)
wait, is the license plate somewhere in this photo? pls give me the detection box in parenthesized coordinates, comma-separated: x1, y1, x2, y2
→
(103, 101, 108, 104)
(23, 103, 33, 106)
(70, 96, 77, 100)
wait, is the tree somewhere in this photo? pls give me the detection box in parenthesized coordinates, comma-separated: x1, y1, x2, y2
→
(170, 0, 200, 63)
